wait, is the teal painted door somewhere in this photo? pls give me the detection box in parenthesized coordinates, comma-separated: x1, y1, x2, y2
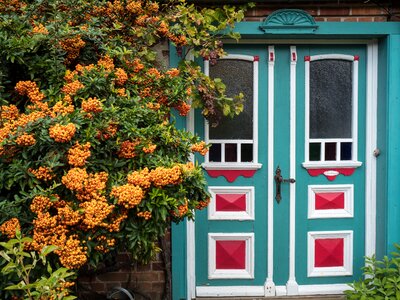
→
(193, 43, 368, 297)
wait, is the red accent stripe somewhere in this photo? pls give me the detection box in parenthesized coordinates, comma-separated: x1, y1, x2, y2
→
(304, 56, 311, 61)
(354, 55, 359, 61)
(206, 169, 257, 183)
(292, 52, 297, 62)
(254, 56, 259, 62)
(269, 52, 274, 62)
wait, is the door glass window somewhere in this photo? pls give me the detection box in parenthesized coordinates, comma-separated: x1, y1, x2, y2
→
(206, 56, 258, 164)
(310, 60, 352, 139)
(306, 55, 358, 163)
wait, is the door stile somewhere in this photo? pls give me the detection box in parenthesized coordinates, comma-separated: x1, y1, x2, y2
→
(265, 45, 276, 297)
(287, 46, 300, 295)
(365, 41, 378, 259)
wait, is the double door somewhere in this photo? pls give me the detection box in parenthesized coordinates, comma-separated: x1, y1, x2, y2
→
(194, 43, 373, 297)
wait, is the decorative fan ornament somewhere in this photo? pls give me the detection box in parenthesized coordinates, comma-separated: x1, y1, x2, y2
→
(260, 9, 318, 34)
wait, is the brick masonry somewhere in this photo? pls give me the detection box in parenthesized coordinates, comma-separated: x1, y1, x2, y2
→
(77, 2, 399, 299)
(77, 231, 170, 300)
(244, 1, 400, 22)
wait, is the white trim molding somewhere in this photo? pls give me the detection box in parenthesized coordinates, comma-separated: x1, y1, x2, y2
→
(202, 162, 262, 170)
(208, 186, 255, 220)
(308, 231, 353, 277)
(287, 45, 299, 295)
(265, 45, 276, 297)
(304, 53, 359, 165)
(204, 54, 259, 165)
(208, 233, 254, 279)
(196, 286, 265, 297)
(197, 284, 349, 297)
(365, 41, 378, 260)
(308, 184, 354, 219)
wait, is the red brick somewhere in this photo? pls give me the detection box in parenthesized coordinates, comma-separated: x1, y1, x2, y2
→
(243, 17, 264, 22)
(351, 7, 384, 16)
(375, 16, 389, 22)
(342, 17, 359, 22)
(158, 271, 165, 282)
(86, 282, 106, 292)
(151, 262, 164, 271)
(131, 282, 153, 294)
(314, 17, 326, 22)
(358, 17, 374, 22)
(319, 7, 351, 16)
(325, 17, 342, 22)
(152, 282, 165, 293)
(135, 271, 160, 282)
(148, 292, 163, 300)
(249, 8, 274, 17)
(97, 272, 129, 282)
(105, 282, 122, 292)
(137, 263, 151, 271)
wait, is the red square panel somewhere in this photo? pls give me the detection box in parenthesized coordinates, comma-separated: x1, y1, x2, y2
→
(216, 240, 246, 269)
(315, 238, 344, 267)
(315, 192, 345, 210)
(216, 194, 246, 212)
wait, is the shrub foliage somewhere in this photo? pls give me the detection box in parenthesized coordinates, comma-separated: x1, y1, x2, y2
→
(0, 0, 247, 297)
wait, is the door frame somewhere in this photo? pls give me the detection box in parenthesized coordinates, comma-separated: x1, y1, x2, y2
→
(189, 40, 377, 298)
(171, 19, 400, 300)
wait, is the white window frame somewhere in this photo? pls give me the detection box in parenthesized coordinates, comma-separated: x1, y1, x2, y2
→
(203, 54, 261, 170)
(303, 54, 362, 169)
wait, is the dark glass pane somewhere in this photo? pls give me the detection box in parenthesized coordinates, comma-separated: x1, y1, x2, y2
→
(225, 144, 237, 162)
(209, 59, 253, 139)
(309, 143, 321, 161)
(325, 142, 337, 161)
(241, 144, 253, 162)
(340, 142, 352, 160)
(310, 59, 352, 139)
(209, 143, 221, 162)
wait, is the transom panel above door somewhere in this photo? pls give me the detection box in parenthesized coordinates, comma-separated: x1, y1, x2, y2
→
(193, 43, 374, 297)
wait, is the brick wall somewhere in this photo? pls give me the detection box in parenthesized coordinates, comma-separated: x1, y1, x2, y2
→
(77, 231, 170, 300)
(244, 1, 400, 22)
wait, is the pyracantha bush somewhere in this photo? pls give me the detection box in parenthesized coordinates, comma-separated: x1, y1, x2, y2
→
(0, 0, 248, 298)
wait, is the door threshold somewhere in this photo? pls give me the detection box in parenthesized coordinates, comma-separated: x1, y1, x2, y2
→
(196, 296, 345, 300)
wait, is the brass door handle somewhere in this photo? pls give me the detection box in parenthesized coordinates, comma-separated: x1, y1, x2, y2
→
(274, 166, 295, 204)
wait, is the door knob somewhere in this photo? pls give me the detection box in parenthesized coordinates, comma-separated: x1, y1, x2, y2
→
(274, 166, 295, 204)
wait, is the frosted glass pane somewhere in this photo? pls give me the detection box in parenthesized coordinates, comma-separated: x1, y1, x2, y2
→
(209, 59, 253, 140)
(310, 60, 352, 139)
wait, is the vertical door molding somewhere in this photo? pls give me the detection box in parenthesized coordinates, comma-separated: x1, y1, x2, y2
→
(365, 41, 378, 259)
(287, 46, 299, 295)
(265, 45, 276, 297)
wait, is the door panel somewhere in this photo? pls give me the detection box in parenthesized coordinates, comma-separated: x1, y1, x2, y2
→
(194, 43, 368, 296)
